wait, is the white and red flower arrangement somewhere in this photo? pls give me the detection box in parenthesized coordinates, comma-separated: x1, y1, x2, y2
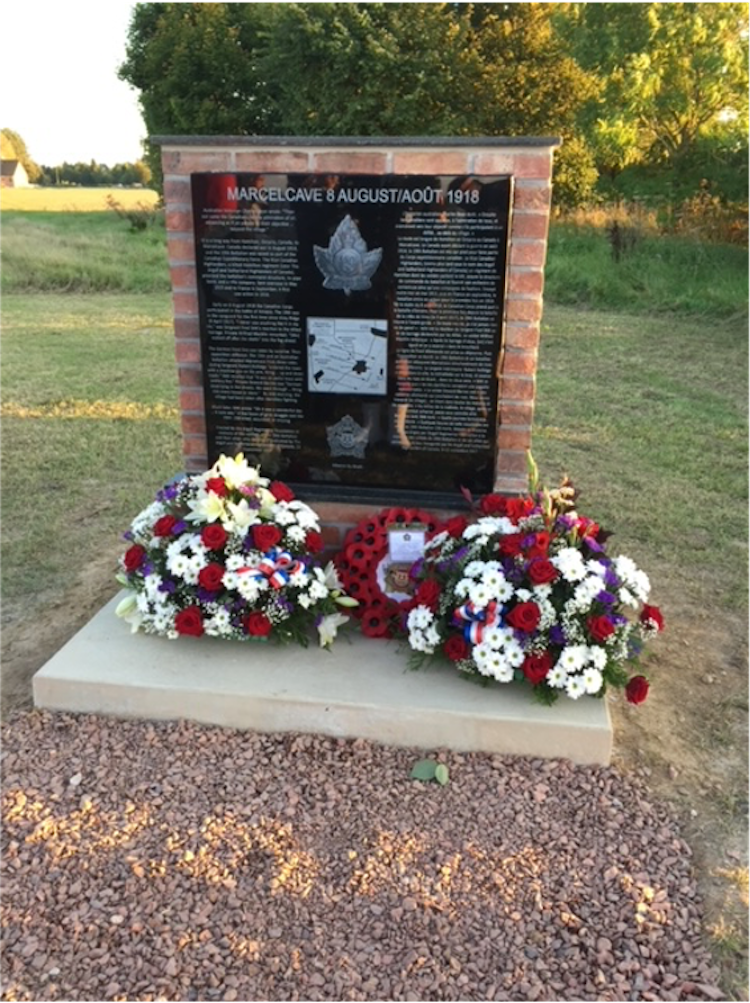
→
(403, 474, 664, 704)
(116, 454, 357, 647)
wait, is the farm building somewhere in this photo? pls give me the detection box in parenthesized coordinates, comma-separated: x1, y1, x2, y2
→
(1, 159, 29, 188)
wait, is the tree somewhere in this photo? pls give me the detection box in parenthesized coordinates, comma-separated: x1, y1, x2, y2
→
(567, 3, 749, 172)
(120, 3, 598, 196)
(1, 128, 42, 182)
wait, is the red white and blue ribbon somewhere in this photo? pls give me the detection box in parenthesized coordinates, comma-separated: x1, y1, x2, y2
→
(238, 548, 305, 589)
(454, 600, 500, 644)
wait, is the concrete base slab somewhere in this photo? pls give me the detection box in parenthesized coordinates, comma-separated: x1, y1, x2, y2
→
(33, 593, 612, 765)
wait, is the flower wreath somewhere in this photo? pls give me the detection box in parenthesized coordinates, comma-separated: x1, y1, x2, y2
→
(115, 453, 356, 648)
(404, 480, 664, 705)
(333, 507, 466, 639)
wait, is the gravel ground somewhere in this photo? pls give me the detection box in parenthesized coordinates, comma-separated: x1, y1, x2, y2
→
(1, 710, 725, 1003)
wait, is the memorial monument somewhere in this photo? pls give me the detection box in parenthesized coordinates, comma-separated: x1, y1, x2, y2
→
(156, 137, 560, 544)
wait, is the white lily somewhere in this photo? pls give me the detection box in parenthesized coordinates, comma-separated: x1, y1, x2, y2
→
(186, 491, 225, 524)
(317, 611, 350, 649)
(223, 498, 258, 531)
(115, 593, 143, 634)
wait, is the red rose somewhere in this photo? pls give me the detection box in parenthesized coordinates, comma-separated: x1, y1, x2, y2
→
(445, 515, 468, 539)
(305, 530, 324, 554)
(506, 602, 541, 633)
(252, 524, 283, 551)
(498, 533, 524, 558)
(244, 612, 272, 637)
(479, 493, 509, 516)
(175, 606, 204, 637)
(414, 578, 441, 611)
(444, 635, 469, 662)
(527, 558, 559, 586)
(153, 515, 178, 537)
(198, 563, 225, 592)
(587, 615, 615, 643)
(522, 651, 554, 685)
(506, 496, 535, 522)
(205, 477, 228, 497)
(270, 480, 295, 503)
(640, 605, 664, 632)
(123, 544, 146, 573)
(201, 523, 228, 551)
(625, 675, 649, 705)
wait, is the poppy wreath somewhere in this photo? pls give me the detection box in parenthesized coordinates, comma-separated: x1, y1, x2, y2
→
(333, 507, 456, 639)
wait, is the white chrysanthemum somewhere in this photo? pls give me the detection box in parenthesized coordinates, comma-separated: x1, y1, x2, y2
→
(407, 605, 435, 631)
(469, 581, 492, 607)
(482, 516, 516, 535)
(289, 501, 320, 530)
(136, 592, 150, 613)
(619, 587, 637, 608)
(152, 610, 175, 633)
(167, 536, 192, 560)
(167, 552, 191, 579)
(285, 524, 307, 545)
(222, 570, 240, 591)
(308, 580, 329, 601)
(515, 588, 532, 603)
(552, 547, 587, 583)
(587, 559, 608, 578)
(461, 560, 484, 578)
(298, 593, 313, 609)
(630, 569, 651, 603)
(559, 644, 588, 673)
(272, 503, 297, 526)
(565, 675, 587, 700)
(482, 625, 514, 651)
(409, 628, 436, 654)
(582, 666, 603, 695)
(589, 646, 607, 671)
(614, 554, 638, 580)
(484, 650, 515, 683)
(143, 574, 164, 600)
(547, 663, 568, 689)
(225, 553, 248, 571)
(287, 565, 306, 588)
(237, 575, 264, 602)
(424, 624, 442, 648)
(505, 638, 525, 668)
(454, 578, 473, 599)
(472, 642, 494, 674)
(187, 536, 208, 559)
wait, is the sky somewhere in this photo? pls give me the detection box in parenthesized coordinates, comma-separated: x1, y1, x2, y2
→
(1, 1, 146, 167)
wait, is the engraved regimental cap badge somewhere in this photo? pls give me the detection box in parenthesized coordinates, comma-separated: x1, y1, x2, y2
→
(314, 215, 382, 295)
(326, 414, 370, 459)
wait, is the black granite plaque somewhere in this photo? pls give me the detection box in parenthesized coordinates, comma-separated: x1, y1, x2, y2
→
(191, 172, 512, 506)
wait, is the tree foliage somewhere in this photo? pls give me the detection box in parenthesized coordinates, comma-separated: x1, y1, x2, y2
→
(1, 128, 42, 182)
(119, 2, 749, 208)
(567, 2, 749, 171)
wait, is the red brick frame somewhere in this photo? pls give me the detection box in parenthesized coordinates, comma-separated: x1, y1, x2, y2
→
(155, 137, 560, 548)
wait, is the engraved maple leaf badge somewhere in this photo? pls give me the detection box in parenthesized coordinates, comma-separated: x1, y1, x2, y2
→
(314, 215, 382, 295)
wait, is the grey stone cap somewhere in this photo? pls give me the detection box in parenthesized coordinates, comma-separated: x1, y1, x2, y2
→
(150, 134, 562, 149)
